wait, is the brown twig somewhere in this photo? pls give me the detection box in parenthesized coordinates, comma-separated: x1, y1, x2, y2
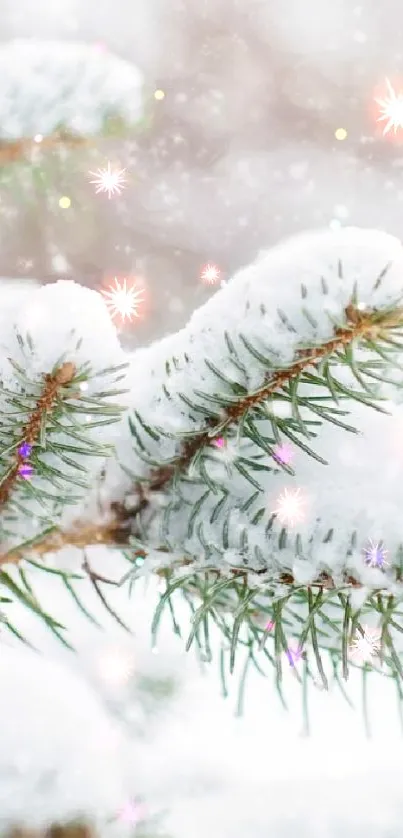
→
(146, 303, 403, 490)
(0, 132, 91, 165)
(0, 304, 401, 566)
(0, 520, 123, 566)
(0, 362, 77, 509)
(5, 824, 96, 838)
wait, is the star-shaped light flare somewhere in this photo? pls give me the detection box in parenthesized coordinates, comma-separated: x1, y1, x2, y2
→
(201, 263, 220, 285)
(349, 625, 382, 664)
(376, 78, 403, 135)
(274, 487, 305, 527)
(89, 161, 127, 198)
(102, 277, 145, 323)
(363, 538, 388, 569)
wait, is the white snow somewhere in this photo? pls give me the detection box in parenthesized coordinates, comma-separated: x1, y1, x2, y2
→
(0, 40, 143, 139)
(110, 227, 403, 594)
(1, 2, 403, 834)
(1, 554, 403, 837)
(0, 281, 128, 547)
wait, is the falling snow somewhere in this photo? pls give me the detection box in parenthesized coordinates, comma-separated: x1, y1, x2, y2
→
(3, 4, 403, 837)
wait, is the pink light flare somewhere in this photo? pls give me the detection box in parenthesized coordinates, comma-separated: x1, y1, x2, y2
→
(273, 487, 305, 527)
(18, 463, 33, 479)
(265, 619, 275, 632)
(213, 437, 225, 448)
(273, 442, 294, 466)
(117, 799, 147, 826)
(201, 263, 221, 285)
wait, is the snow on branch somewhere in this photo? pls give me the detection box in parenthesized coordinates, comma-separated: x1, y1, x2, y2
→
(0, 281, 128, 556)
(0, 40, 143, 143)
(109, 227, 403, 592)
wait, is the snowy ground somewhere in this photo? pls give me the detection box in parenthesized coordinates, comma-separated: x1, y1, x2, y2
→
(1, 1, 403, 835)
(2, 546, 403, 838)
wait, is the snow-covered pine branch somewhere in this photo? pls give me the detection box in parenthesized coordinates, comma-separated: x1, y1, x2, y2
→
(3, 227, 403, 689)
(0, 40, 143, 142)
(110, 227, 403, 594)
(0, 281, 128, 561)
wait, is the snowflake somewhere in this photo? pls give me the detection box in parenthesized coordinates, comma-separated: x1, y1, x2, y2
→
(201, 263, 220, 284)
(274, 487, 305, 527)
(89, 161, 127, 198)
(349, 625, 382, 664)
(102, 277, 144, 323)
(363, 538, 388, 569)
(376, 79, 403, 135)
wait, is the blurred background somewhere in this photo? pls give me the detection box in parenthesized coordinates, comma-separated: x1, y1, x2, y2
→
(1, 0, 403, 346)
(1, 1, 403, 835)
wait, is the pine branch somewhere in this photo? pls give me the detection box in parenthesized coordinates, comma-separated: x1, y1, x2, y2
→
(135, 302, 403, 492)
(0, 362, 76, 508)
(2, 303, 402, 570)
(0, 132, 91, 166)
(5, 824, 96, 838)
(0, 520, 123, 566)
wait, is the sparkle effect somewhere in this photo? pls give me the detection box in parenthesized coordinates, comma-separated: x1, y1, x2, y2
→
(102, 277, 145, 323)
(285, 645, 304, 667)
(201, 263, 220, 285)
(274, 487, 305, 527)
(213, 437, 225, 448)
(89, 161, 127, 198)
(363, 538, 388, 569)
(376, 79, 403, 135)
(349, 625, 382, 664)
(96, 645, 135, 688)
(273, 442, 294, 466)
(18, 442, 32, 459)
(18, 463, 33, 479)
(117, 800, 146, 826)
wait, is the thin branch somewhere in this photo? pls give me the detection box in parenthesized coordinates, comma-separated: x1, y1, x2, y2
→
(0, 519, 125, 565)
(1, 304, 403, 568)
(145, 303, 403, 491)
(0, 362, 76, 507)
(0, 132, 91, 165)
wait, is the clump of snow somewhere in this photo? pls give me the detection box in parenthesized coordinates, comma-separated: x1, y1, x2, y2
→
(0, 40, 143, 139)
(0, 281, 128, 547)
(3, 558, 403, 838)
(111, 227, 403, 588)
(0, 646, 132, 834)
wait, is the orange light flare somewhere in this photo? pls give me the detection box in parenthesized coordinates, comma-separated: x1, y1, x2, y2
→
(371, 77, 403, 142)
(100, 274, 150, 329)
